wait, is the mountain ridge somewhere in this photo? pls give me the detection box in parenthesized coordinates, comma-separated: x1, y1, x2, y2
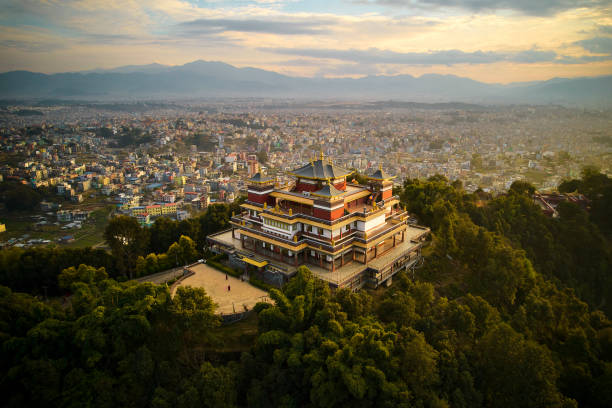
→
(1, 60, 611, 107)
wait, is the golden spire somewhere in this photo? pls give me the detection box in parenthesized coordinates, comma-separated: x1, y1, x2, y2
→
(320, 150, 324, 160)
(379, 163, 383, 171)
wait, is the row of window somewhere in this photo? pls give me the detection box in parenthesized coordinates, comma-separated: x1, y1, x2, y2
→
(263, 217, 297, 231)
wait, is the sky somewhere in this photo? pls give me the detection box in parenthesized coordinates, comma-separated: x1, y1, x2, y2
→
(0, 0, 611, 83)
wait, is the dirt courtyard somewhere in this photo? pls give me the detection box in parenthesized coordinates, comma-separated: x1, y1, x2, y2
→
(172, 263, 268, 314)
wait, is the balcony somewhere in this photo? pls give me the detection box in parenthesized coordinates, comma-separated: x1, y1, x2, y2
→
(243, 194, 402, 226)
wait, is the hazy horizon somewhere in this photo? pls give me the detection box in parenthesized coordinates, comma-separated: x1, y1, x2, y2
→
(4, 59, 612, 86)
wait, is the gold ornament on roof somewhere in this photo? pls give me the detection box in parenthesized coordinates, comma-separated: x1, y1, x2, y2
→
(289, 208, 293, 215)
(263, 202, 267, 209)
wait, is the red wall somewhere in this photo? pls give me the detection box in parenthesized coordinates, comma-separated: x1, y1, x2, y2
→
(248, 192, 268, 204)
(330, 207, 344, 220)
(295, 181, 319, 192)
(313, 207, 331, 220)
(313, 206, 344, 221)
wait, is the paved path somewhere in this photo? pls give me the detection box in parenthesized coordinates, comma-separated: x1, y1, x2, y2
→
(137, 267, 185, 285)
(172, 263, 268, 314)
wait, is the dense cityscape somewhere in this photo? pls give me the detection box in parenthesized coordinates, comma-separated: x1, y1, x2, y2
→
(1, 101, 610, 248)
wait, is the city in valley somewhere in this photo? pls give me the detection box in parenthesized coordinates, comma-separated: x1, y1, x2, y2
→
(1, 101, 610, 249)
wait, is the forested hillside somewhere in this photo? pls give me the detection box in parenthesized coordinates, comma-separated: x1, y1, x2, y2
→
(1, 172, 611, 407)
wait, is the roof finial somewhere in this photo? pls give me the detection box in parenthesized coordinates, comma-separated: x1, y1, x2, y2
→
(320, 150, 324, 161)
(379, 163, 383, 171)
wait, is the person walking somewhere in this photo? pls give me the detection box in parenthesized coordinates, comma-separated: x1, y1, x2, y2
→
(228, 285, 231, 291)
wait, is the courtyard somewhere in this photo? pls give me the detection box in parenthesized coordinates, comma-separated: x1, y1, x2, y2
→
(172, 263, 268, 314)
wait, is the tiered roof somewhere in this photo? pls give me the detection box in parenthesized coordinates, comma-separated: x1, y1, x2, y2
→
(288, 153, 353, 180)
(367, 165, 395, 181)
(311, 182, 344, 199)
(249, 172, 274, 184)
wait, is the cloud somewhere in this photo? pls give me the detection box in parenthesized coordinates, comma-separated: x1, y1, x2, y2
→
(261, 47, 588, 65)
(0, 39, 65, 52)
(574, 37, 612, 54)
(174, 17, 333, 36)
(360, 0, 606, 16)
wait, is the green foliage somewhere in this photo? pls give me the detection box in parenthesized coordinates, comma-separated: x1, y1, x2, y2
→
(401, 176, 611, 408)
(0, 269, 220, 407)
(206, 258, 241, 278)
(249, 275, 273, 291)
(0, 246, 116, 296)
(558, 168, 612, 236)
(104, 215, 149, 278)
(1, 174, 611, 408)
(111, 126, 153, 148)
(0, 181, 43, 211)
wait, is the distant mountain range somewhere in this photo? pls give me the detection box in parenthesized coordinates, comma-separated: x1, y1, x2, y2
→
(1, 60, 611, 107)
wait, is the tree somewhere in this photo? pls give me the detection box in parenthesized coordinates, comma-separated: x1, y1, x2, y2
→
(58, 264, 108, 290)
(104, 216, 149, 278)
(475, 323, 567, 408)
(256, 150, 268, 164)
(178, 236, 198, 265)
(0, 182, 42, 211)
(145, 253, 159, 274)
(509, 180, 536, 196)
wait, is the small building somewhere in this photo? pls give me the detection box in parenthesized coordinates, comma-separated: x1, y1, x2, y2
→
(60, 235, 75, 244)
(57, 210, 72, 222)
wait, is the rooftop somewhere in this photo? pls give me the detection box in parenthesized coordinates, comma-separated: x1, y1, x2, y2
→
(288, 153, 353, 181)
